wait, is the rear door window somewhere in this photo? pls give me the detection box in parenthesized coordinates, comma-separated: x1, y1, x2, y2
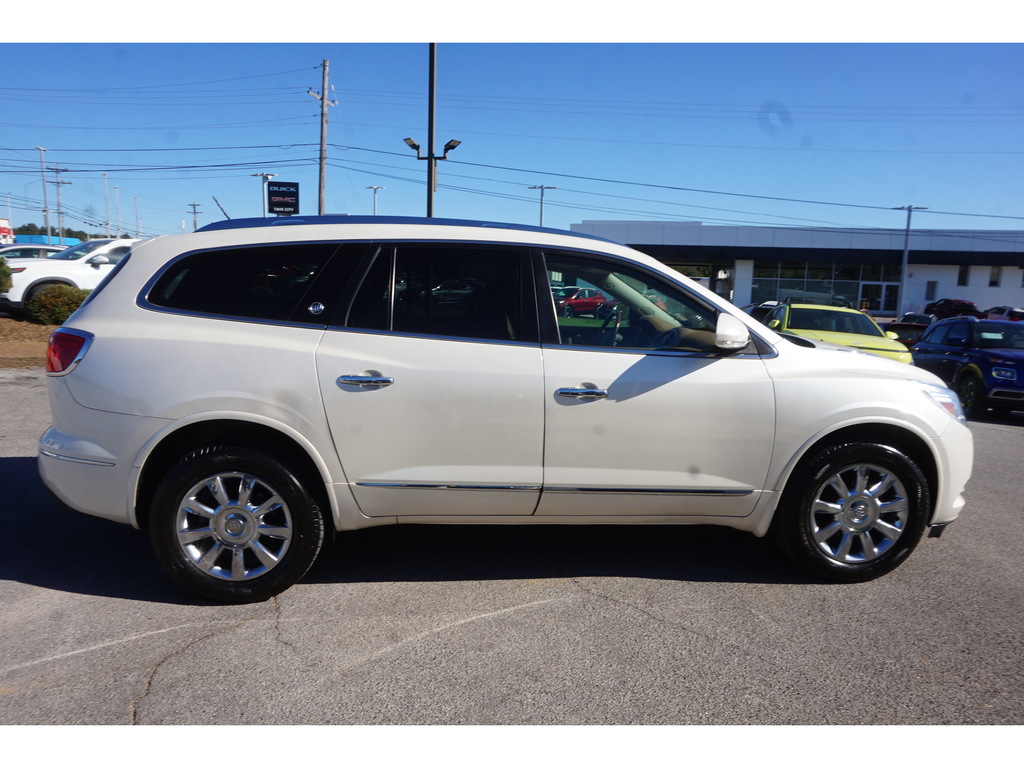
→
(345, 244, 536, 343)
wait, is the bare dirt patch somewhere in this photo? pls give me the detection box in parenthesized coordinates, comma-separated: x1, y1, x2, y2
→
(0, 317, 56, 368)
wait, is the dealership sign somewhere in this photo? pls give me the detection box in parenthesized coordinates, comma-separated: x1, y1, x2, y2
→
(267, 181, 299, 216)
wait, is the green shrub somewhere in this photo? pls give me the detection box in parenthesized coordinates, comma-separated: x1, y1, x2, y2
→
(0, 256, 11, 295)
(25, 284, 91, 325)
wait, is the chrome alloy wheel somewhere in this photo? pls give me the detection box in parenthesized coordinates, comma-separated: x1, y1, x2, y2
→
(809, 462, 909, 564)
(175, 471, 294, 581)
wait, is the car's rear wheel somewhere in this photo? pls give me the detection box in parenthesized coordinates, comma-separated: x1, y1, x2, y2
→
(956, 374, 988, 419)
(149, 445, 325, 603)
(771, 441, 930, 582)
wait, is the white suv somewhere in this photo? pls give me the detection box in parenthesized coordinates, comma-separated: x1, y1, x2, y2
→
(39, 216, 974, 602)
(1, 238, 141, 311)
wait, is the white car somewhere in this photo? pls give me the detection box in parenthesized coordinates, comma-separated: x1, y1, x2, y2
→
(0, 244, 65, 260)
(39, 216, 973, 602)
(1, 238, 141, 311)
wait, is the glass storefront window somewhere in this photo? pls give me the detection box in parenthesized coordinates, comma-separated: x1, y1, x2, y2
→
(780, 262, 806, 279)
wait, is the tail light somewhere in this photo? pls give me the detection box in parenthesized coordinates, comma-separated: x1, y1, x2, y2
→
(46, 329, 93, 375)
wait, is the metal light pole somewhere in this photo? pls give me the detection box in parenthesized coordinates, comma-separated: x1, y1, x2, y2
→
(252, 173, 277, 217)
(403, 44, 461, 217)
(366, 186, 385, 215)
(35, 147, 50, 244)
(893, 205, 928, 316)
(528, 185, 557, 227)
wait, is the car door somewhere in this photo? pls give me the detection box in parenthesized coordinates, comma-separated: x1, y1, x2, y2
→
(315, 242, 545, 518)
(535, 249, 776, 518)
(919, 321, 970, 384)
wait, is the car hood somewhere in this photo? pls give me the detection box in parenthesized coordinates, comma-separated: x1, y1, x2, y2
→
(790, 329, 908, 354)
(981, 347, 1024, 363)
(778, 336, 947, 387)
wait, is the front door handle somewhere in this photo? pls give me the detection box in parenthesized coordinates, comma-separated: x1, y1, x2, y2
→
(337, 374, 394, 389)
(556, 387, 608, 400)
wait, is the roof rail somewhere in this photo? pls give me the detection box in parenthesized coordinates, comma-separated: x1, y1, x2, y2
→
(195, 215, 618, 244)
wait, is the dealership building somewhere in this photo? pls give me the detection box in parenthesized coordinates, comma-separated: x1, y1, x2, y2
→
(570, 220, 1024, 317)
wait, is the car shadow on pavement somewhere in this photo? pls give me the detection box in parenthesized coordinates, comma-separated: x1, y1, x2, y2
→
(0, 457, 187, 604)
(308, 522, 807, 588)
(1, 455, 811, 605)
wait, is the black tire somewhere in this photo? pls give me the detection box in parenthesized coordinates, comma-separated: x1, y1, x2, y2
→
(563, 305, 575, 318)
(149, 445, 325, 603)
(956, 374, 988, 419)
(26, 281, 62, 303)
(770, 441, 930, 582)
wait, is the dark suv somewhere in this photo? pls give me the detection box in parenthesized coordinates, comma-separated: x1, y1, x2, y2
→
(911, 317, 1024, 417)
(923, 298, 988, 320)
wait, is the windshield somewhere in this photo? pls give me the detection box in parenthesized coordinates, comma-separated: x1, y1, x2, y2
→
(977, 322, 1024, 349)
(789, 307, 883, 337)
(46, 240, 113, 261)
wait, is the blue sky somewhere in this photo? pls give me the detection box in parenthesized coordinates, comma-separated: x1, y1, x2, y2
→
(3, 8, 1022, 239)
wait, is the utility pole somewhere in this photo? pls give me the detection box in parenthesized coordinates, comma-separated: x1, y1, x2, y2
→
(308, 60, 336, 215)
(51, 167, 71, 244)
(115, 186, 121, 237)
(103, 173, 110, 237)
(35, 147, 50, 244)
(135, 196, 140, 237)
(188, 202, 202, 231)
(893, 205, 928, 316)
(528, 185, 557, 227)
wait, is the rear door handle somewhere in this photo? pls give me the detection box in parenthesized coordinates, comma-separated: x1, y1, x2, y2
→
(337, 374, 394, 389)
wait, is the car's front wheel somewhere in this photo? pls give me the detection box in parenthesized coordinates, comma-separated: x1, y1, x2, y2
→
(771, 441, 930, 582)
(956, 374, 988, 419)
(149, 445, 325, 603)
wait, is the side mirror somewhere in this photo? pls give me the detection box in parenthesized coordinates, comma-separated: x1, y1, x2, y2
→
(716, 313, 752, 351)
(885, 331, 899, 340)
(767, 318, 781, 330)
(88, 255, 110, 268)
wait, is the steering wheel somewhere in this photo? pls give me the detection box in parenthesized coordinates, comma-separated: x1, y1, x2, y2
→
(598, 304, 624, 346)
(652, 326, 683, 349)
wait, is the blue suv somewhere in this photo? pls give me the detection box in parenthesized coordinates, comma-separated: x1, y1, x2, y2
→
(911, 317, 1024, 418)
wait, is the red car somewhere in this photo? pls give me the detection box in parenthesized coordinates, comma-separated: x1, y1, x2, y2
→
(924, 298, 988, 320)
(553, 286, 612, 317)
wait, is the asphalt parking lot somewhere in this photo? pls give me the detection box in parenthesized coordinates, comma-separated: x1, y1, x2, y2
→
(1, 367, 1022, 732)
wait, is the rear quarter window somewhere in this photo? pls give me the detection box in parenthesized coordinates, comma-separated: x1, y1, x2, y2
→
(146, 243, 361, 323)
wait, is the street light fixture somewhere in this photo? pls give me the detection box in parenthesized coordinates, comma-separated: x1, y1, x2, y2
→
(402, 43, 463, 218)
(252, 173, 277, 217)
(403, 135, 461, 217)
(366, 186, 385, 216)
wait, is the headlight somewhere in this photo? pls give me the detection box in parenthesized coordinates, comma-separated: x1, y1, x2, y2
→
(923, 386, 966, 424)
(992, 366, 1017, 381)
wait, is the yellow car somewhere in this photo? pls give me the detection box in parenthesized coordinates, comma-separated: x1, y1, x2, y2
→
(765, 303, 913, 364)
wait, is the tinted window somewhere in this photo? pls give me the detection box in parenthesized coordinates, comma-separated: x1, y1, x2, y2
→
(347, 244, 532, 343)
(945, 322, 970, 346)
(543, 251, 719, 352)
(920, 324, 949, 345)
(148, 243, 349, 322)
